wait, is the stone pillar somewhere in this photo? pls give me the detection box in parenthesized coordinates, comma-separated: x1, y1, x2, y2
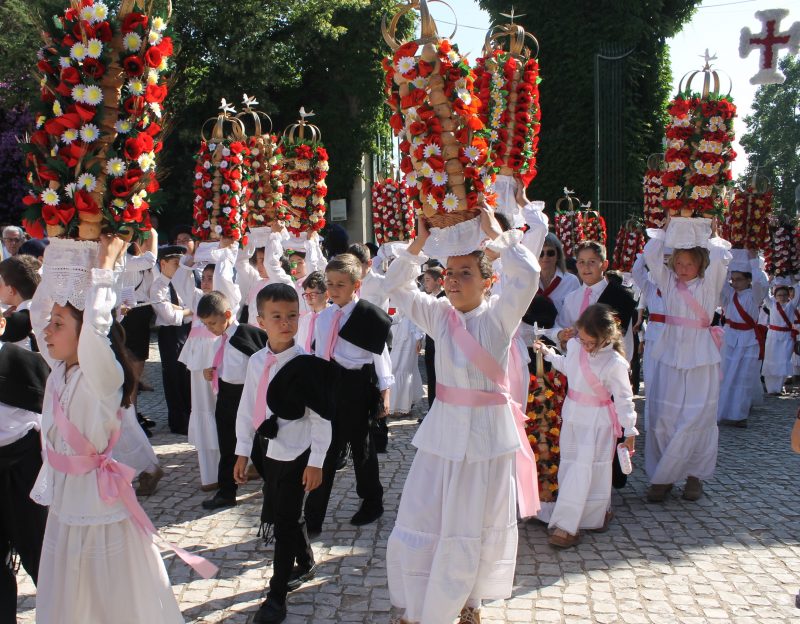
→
(342, 153, 374, 244)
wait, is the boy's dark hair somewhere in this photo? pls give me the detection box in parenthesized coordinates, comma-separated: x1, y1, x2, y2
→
(303, 271, 326, 292)
(424, 266, 444, 281)
(256, 282, 299, 312)
(575, 240, 607, 262)
(323, 223, 349, 257)
(731, 270, 752, 280)
(169, 224, 193, 244)
(365, 242, 379, 259)
(280, 255, 293, 276)
(202, 263, 216, 276)
(347, 243, 371, 264)
(197, 290, 231, 318)
(0, 255, 41, 300)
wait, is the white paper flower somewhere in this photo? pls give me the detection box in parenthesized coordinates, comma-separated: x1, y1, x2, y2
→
(36, 115, 46, 129)
(127, 78, 145, 95)
(431, 171, 448, 186)
(489, 130, 499, 142)
(442, 193, 459, 212)
(148, 30, 162, 46)
(86, 39, 103, 59)
(203, 181, 212, 189)
(59, 56, 72, 69)
(222, 206, 231, 215)
(150, 102, 163, 119)
(138, 152, 155, 171)
(80, 123, 100, 143)
(40, 188, 59, 206)
(423, 144, 441, 158)
(221, 184, 230, 192)
(83, 85, 103, 105)
(53, 101, 63, 117)
(112, 198, 126, 209)
(152, 16, 167, 32)
(71, 84, 87, 102)
(70, 42, 87, 61)
(406, 172, 419, 187)
(64, 183, 76, 198)
(92, 2, 108, 22)
(420, 163, 434, 178)
(123, 32, 142, 52)
(219, 160, 228, 169)
(396, 56, 415, 74)
(463, 146, 480, 162)
(456, 88, 472, 105)
(115, 119, 133, 134)
(77, 173, 97, 192)
(106, 158, 126, 177)
(222, 147, 231, 157)
(79, 5, 95, 22)
(61, 128, 78, 144)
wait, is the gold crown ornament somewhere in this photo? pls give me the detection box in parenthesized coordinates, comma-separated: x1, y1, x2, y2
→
(280, 108, 329, 236)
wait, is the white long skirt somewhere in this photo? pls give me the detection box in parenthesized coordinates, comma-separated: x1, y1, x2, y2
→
(387, 450, 518, 624)
(717, 342, 760, 422)
(188, 370, 219, 486)
(645, 362, 719, 484)
(548, 410, 614, 535)
(115, 405, 159, 476)
(36, 514, 184, 623)
(389, 341, 424, 414)
(762, 330, 794, 379)
(641, 346, 657, 432)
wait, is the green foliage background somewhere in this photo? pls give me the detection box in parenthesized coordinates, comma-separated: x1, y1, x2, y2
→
(740, 56, 800, 216)
(477, 0, 701, 212)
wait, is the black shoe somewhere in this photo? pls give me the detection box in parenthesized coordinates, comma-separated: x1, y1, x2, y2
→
(335, 453, 348, 471)
(137, 412, 156, 429)
(140, 424, 153, 438)
(201, 493, 236, 510)
(253, 597, 286, 624)
(350, 503, 383, 526)
(287, 563, 317, 592)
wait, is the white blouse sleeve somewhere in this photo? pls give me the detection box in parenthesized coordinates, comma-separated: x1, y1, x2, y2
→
(704, 237, 733, 302)
(521, 201, 549, 258)
(265, 233, 294, 287)
(172, 263, 200, 313)
(383, 248, 447, 338)
(751, 260, 769, 305)
(234, 356, 259, 457)
(211, 246, 243, 316)
(602, 354, 637, 436)
(305, 236, 327, 273)
(125, 251, 156, 273)
(150, 276, 184, 326)
(79, 268, 125, 399)
(235, 246, 260, 302)
(373, 344, 394, 391)
(642, 234, 670, 293)
(307, 411, 332, 469)
(485, 230, 541, 336)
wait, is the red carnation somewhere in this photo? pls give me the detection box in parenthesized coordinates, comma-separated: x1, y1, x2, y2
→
(22, 218, 45, 240)
(95, 21, 112, 42)
(74, 189, 99, 214)
(144, 83, 167, 104)
(82, 58, 105, 79)
(123, 133, 154, 160)
(121, 12, 148, 34)
(124, 96, 145, 117)
(60, 66, 80, 85)
(123, 55, 144, 76)
(144, 47, 163, 68)
(155, 36, 174, 57)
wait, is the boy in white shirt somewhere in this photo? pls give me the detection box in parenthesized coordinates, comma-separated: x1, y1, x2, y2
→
(233, 283, 331, 624)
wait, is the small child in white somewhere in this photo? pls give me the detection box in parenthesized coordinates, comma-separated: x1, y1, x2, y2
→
(535, 304, 637, 548)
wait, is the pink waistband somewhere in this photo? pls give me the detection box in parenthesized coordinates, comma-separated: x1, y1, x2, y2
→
(436, 382, 540, 517)
(567, 388, 622, 438)
(662, 315, 723, 350)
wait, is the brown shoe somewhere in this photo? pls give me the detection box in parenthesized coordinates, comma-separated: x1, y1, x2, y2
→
(646, 483, 673, 502)
(590, 510, 614, 533)
(682, 476, 703, 501)
(458, 607, 481, 624)
(200, 482, 219, 492)
(548, 528, 581, 548)
(136, 466, 164, 497)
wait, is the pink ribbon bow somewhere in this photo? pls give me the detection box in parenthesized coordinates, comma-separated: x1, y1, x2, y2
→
(252, 352, 279, 430)
(47, 392, 218, 579)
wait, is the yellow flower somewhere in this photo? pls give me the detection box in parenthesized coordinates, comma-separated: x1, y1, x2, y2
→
(544, 389, 554, 398)
(552, 446, 560, 453)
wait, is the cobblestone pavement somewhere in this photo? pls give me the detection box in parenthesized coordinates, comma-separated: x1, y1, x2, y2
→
(17, 339, 800, 623)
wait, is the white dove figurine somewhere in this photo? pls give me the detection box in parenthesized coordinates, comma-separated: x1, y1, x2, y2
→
(563, 187, 574, 196)
(242, 93, 259, 109)
(299, 106, 315, 120)
(219, 98, 236, 115)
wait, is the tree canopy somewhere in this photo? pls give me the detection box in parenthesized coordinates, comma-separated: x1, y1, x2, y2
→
(477, 0, 701, 214)
(740, 56, 800, 215)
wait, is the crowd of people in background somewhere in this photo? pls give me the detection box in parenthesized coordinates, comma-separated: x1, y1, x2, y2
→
(2, 204, 800, 623)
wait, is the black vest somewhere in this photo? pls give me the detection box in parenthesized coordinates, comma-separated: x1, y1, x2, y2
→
(597, 281, 637, 332)
(229, 324, 268, 358)
(1, 309, 38, 352)
(0, 343, 50, 413)
(338, 300, 392, 355)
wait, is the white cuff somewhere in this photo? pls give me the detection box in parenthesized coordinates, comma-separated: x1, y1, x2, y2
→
(91, 268, 115, 287)
(308, 451, 326, 469)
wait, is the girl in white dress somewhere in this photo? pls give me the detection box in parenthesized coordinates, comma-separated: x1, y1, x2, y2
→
(642, 230, 731, 503)
(534, 304, 637, 548)
(30, 235, 187, 623)
(761, 284, 800, 394)
(384, 203, 546, 624)
(388, 312, 425, 415)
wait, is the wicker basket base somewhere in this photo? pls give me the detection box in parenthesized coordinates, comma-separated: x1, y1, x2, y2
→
(426, 209, 480, 229)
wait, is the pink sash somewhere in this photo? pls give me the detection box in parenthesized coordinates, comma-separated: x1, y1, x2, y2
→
(434, 308, 540, 518)
(252, 352, 278, 430)
(188, 324, 215, 340)
(46, 391, 218, 579)
(211, 334, 228, 394)
(663, 281, 723, 351)
(566, 348, 622, 439)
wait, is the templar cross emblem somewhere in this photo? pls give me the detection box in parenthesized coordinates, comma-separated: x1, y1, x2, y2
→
(739, 9, 800, 85)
